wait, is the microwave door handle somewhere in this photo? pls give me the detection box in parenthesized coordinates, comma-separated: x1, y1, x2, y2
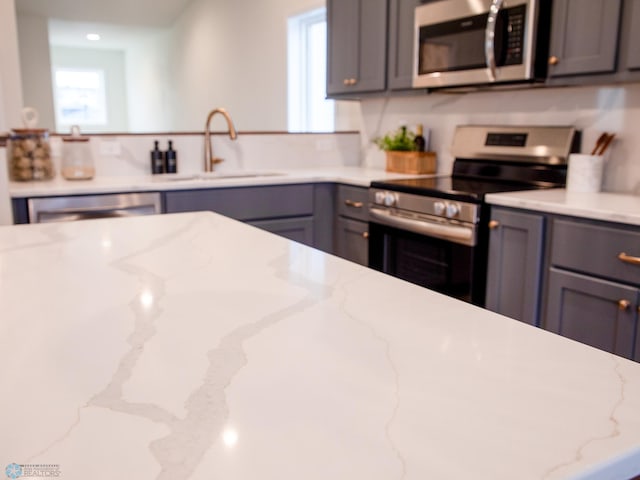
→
(485, 0, 504, 81)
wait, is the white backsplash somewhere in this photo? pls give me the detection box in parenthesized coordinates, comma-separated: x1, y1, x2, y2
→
(48, 132, 362, 178)
(358, 83, 640, 195)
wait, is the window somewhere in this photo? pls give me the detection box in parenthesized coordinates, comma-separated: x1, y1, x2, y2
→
(52, 68, 108, 128)
(287, 8, 335, 132)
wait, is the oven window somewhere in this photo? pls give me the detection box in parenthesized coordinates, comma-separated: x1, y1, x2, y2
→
(369, 223, 474, 303)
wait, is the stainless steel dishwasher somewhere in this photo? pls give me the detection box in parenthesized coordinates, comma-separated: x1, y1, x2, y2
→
(28, 192, 162, 223)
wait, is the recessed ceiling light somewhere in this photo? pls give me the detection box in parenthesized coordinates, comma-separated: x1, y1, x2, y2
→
(86, 33, 101, 41)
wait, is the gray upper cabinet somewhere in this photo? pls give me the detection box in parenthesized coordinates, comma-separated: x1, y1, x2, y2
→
(485, 207, 545, 326)
(625, 0, 640, 70)
(327, 0, 388, 96)
(387, 0, 422, 90)
(548, 0, 622, 78)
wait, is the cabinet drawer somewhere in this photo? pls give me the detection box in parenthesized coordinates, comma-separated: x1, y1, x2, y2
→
(551, 219, 640, 286)
(164, 184, 314, 220)
(337, 185, 369, 221)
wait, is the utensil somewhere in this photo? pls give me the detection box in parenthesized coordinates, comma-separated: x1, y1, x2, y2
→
(596, 133, 615, 155)
(590, 132, 607, 155)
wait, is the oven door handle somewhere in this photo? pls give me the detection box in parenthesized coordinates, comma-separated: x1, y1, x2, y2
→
(485, 0, 504, 81)
(369, 208, 476, 246)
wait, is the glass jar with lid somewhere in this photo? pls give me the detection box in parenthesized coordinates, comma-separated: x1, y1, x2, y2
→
(61, 125, 94, 180)
(8, 128, 54, 181)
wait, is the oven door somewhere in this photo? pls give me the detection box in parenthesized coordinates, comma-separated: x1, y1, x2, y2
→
(413, 0, 540, 88)
(368, 221, 485, 305)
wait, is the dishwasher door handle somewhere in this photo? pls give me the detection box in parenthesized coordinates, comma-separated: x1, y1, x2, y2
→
(28, 192, 162, 223)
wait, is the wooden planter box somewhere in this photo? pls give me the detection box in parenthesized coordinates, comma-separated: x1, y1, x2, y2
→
(385, 151, 437, 174)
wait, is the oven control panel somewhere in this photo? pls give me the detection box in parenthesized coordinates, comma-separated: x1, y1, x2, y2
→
(370, 189, 479, 224)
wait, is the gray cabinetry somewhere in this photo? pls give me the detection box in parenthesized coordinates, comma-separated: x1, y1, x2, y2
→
(327, 0, 387, 96)
(335, 185, 369, 265)
(548, 0, 622, 78)
(485, 207, 545, 325)
(164, 184, 316, 246)
(544, 218, 640, 360)
(623, 0, 640, 71)
(546, 268, 639, 359)
(388, 0, 422, 90)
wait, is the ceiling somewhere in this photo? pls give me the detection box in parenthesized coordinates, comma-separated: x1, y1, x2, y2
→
(15, 0, 194, 27)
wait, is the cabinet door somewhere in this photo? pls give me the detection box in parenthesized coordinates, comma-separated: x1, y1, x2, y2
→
(336, 217, 369, 266)
(388, 0, 422, 90)
(250, 217, 314, 247)
(545, 268, 638, 359)
(327, 0, 387, 95)
(548, 0, 622, 77)
(485, 208, 545, 325)
(626, 0, 640, 70)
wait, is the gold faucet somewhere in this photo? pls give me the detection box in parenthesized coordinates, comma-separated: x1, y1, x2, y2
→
(204, 107, 237, 172)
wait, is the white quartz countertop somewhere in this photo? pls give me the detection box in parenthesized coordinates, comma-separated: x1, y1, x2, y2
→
(486, 189, 640, 226)
(1, 212, 640, 480)
(8, 167, 428, 198)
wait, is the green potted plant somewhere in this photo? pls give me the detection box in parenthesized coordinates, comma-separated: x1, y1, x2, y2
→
(374, 126, 436, 174)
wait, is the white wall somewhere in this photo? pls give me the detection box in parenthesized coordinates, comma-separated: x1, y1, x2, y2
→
(124, 30, 172, 132)
(167, 0, 356, 132)
(51, 45, 129, 133)
(358, 84, 640, 194)
(17, 13, 55, 129)
(0, 0, 22, 224)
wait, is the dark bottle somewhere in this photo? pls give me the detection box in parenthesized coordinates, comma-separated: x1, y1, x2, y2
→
(414, 124, 426, 152)
(165, 140, 178, 174)
(150, 140, 164, 174)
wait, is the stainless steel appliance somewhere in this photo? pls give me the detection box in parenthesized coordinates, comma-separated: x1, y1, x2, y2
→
(413, 0, 552, 89)
(369, 125, 580, 305)
(28, 192, 162, 223)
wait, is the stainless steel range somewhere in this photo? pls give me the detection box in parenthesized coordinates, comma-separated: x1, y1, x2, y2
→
(368, 125, 580, 305)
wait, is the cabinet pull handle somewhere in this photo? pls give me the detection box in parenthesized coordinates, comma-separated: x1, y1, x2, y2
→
(618, 252, 640, 266)
(342, 78, 358, 86)
(618, 299, 631, 311)
(344, 200, 364, 208)
(362, 231, 369, 239)
(488, 220, 500, 229)
(549, 55, 559, 66)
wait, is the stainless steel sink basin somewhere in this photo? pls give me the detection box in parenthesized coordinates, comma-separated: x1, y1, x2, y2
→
(158, 171, 284, 182)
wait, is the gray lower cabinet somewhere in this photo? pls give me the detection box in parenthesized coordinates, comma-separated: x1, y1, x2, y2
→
(163, 184, 316, 247)
(334, 185, 369, 265)
(249, 217, 314, 245)
(544, 218, 640, 360)
(485, 207, 545, 325)
(327, 0, 387, 96)
(546, 268, 639, 359)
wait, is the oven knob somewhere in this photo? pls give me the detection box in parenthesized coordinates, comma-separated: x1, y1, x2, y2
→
(445, 202, 460, 218)
(383, 192, 397, 207)
(375, 191, 386, 204)
(434, 201, 446, 216)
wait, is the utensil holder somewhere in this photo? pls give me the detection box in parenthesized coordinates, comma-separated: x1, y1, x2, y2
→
(566, 154, 604, 193)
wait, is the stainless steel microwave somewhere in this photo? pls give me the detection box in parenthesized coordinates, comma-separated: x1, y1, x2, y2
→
(413, 0, 551, 89)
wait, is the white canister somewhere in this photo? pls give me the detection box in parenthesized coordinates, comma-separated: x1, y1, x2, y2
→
(566, 153, 604, 193)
